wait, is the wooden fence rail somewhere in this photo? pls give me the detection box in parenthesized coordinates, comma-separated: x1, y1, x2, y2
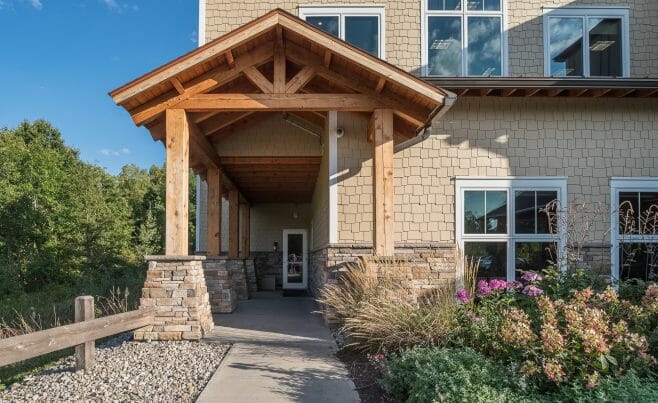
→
(0, 296, 155, 370)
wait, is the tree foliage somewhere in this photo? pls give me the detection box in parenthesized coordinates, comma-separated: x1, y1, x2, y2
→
(0, 120, 195, 295)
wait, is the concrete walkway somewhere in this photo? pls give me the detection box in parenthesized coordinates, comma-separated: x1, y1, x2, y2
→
(197, 292, 360, 403)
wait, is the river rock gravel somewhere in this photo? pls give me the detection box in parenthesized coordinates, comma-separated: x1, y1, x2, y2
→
(0, 334, 229, 403)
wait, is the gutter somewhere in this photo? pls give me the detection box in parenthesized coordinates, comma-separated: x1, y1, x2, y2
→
(394, 93, 457, 153)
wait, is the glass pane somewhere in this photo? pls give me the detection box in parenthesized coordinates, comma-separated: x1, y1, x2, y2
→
(619, 192, 639, 235)
(467, 17, 501, 76)
(345, 16, 379, 57)
(515, 242, 556, 280)
(640, 192, 658, 235)
(306, 16, 339, 37)
(486, 191, 507, 234)
(428, 16, 462, 76)
(619, 243, 658, 282)
(428, 0, 461, 11)
(464, 191, 485, 234)
(287, 233, 304, 283)
(549, 17, 584, 77)
(467, 0, 483, 10)
(485, 0, 501, 11)
(588, 18, 622, 77)
(537, 191, 558, 234)
(465, 242, 507, 280)
(515, 191, 535, 234)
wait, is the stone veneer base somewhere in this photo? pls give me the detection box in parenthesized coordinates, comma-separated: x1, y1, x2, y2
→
(135, 256, 214, 341)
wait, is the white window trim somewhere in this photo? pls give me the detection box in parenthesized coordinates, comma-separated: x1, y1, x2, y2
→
(542, 7, 630, 78)
(610, 177, 658, 282)
(420, 0, 508, 77)
(455, 177, 567, 283)
(298, 5, 386, 59)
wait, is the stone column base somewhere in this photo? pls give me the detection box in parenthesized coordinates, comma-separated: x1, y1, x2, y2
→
(134, 256, 214, 341)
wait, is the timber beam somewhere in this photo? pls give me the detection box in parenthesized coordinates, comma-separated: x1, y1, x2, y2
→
(370, 109, 395, 256)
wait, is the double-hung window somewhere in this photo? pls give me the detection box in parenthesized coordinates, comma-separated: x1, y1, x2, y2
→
(298, 6, 385, 58)
(456, 178, 567, 281)
(611, 178, 658, 282)
(543, 7, 630, 77)
(422, 0, 505, 76)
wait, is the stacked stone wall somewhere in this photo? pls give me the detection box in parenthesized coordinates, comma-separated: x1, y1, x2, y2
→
(135, 256, 213, 341)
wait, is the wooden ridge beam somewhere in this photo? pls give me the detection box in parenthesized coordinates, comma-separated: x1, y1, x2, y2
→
(130, 42, 274, 126)
(176, 93, 388, 112)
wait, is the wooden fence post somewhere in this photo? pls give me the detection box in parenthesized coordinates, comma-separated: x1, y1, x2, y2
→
(74, 296, 95, 371)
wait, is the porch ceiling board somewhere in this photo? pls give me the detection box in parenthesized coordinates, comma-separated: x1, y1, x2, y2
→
(219, 156, 322, 204)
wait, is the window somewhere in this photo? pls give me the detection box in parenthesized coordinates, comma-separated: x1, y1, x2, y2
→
(543, 8, 629, 77)
(299, 6, 385, 58)
(456, 178, 567, 281)
(422, 0, 506, 76)
(611, 178, 658, 282)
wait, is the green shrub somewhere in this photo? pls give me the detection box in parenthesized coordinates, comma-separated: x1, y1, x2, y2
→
(545, 370, 658, 403)
(382, 347, 534, 403)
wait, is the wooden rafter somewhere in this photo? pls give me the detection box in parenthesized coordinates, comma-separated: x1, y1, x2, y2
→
(170, 77, 185, 95)
(243, 66, 273, 93)
(500, 88, 517, 96)
(546, 89, 564, 97)
(323, 50, 332, 68)
(273, 39, 286, 93)
(285, 66, 315, 93)
(225, 50, 235, 69)
(567, 89, 588, 97)
(375, 77, 386, 94)
(130, 42, 274, 125)
(611, 88, 635, 97)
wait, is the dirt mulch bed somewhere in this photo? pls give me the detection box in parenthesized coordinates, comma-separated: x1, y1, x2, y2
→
(336, 348, 400, 403)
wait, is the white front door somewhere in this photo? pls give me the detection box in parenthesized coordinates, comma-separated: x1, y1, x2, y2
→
(282, 229, 308, 290)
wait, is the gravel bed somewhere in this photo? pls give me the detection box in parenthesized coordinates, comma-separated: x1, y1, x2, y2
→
(0, 334, 229, 403)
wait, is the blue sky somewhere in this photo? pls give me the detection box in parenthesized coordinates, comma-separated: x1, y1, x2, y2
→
(0, 0, 198, 174)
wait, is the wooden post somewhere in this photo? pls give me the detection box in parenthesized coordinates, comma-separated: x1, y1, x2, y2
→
(207, 167, 222, 256)
(74, 296, 95, 371)
(240, 203, 250, 258)
(371, 109, 395, 256)
(165, 109, 190, 255)
(228, 189, 239, 258)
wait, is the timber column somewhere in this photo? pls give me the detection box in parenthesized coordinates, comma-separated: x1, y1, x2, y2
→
(135, 109, 214, 341)
(371, 109, 395, 256)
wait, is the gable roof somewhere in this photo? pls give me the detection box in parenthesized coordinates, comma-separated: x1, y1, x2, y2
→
(109, 8, 455, 134)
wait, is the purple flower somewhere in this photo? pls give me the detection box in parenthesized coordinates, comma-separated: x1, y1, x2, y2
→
(521, 272, 543, 283)
(477, 280, 492, 298)
(455, 288, 470, 303)
(508, 281, 523, 291)
(522, 284, 544, 297)
(466, 311, 482, 322)
(489, 279, 507, 291)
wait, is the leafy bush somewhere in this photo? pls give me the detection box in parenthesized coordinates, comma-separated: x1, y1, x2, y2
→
(382, 347, 534, 403)
(545, 370, 658, 403)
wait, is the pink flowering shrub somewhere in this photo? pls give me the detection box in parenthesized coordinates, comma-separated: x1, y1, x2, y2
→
(500, 288, 655, 388)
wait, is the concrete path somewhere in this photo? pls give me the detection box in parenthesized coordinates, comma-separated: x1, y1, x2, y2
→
(197, 292, 360, 403)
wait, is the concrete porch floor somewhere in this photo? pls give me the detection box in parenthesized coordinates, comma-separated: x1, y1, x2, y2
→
(197, 292, 360, 403)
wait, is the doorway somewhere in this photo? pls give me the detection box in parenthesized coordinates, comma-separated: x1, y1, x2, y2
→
(282, 229, 308, 290)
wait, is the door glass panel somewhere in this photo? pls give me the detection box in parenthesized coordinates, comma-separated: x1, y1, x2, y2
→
(428, 16, 462, 76)
(286, 233, 304, 284)
(549, 17, 584, 76)
(588, 18, 622, 77)
(345, 16, 379, 56)
(306, 16, 339, 36)
(515, 242, 557, 280)
(467, 16, 501, 76)
(465, 242, 507, 280)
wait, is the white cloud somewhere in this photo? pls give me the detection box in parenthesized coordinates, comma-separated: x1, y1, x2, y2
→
(29, 0, 41, 9)
(100, 147, 130, 157)
(100, 0, 138, 13)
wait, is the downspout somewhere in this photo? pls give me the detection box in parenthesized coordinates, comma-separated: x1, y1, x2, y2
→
(394, 93, 457, 153)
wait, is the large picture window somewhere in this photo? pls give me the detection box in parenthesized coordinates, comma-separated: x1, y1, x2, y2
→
(422, 0, 505, 76)
(299, 6, 385, 58)
(456, 178, 567, 281)
(611, 178, 658, 282)
(543, 8, 629, 77)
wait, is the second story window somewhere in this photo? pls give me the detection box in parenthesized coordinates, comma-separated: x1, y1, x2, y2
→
(298, 6, 385, 58)
(422, 0, 505, 77)
(543, 8, 629, 77)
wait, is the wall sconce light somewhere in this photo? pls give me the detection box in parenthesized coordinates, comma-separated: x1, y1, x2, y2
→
(273, 242, 278, 252)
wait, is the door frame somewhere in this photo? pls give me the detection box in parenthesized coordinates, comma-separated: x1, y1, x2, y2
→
(282, 229, 308, 290)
